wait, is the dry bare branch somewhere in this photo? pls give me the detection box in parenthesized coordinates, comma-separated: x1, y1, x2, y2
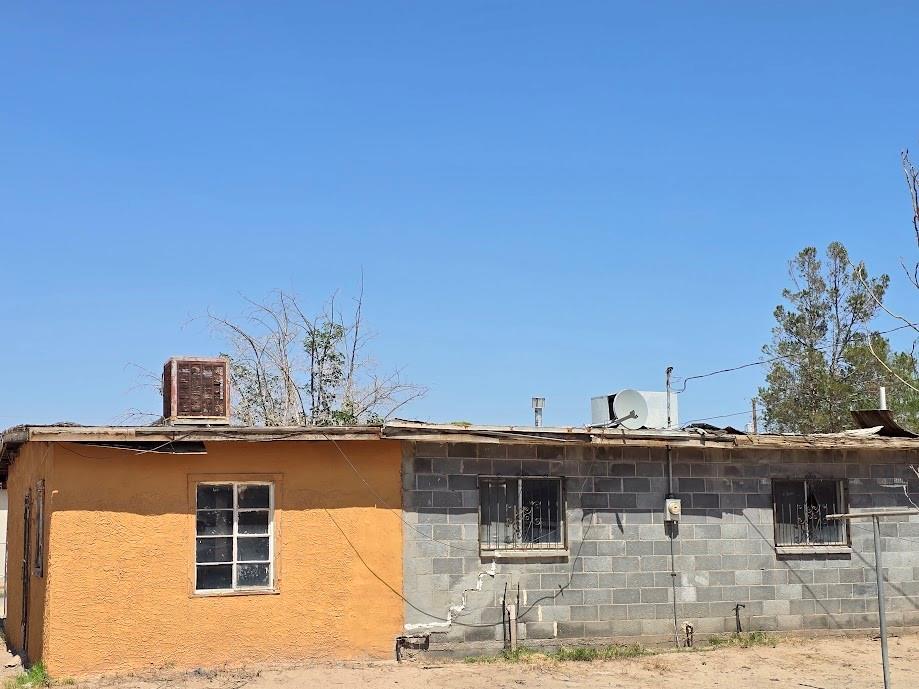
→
(209, 288, 426, 426)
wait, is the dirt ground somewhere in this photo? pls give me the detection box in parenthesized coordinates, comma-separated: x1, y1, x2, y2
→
(43, 632, 918, 689)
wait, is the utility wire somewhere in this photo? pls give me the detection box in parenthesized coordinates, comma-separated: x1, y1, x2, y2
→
(674, 324, 914, 394)
(681, 410, 751, 427)
(320, 431, 481, 554)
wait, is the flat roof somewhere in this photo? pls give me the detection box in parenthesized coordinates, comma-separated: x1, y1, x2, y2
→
(2, 418, 919, 461)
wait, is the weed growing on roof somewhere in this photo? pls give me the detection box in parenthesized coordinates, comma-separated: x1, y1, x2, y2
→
(5, 663, 52, 689)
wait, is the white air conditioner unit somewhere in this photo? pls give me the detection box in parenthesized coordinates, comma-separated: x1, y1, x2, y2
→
(590, 390, 678, 430)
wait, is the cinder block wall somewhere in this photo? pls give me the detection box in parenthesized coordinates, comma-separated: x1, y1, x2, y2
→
(401, 441, 919, 646)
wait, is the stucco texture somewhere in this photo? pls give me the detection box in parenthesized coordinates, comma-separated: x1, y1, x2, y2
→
(14, 439, 404, 676)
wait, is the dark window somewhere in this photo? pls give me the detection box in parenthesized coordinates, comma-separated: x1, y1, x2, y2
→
(773, 479, 848, 547)
(195, 482, 273, 591)
(479, 477, 565, 551)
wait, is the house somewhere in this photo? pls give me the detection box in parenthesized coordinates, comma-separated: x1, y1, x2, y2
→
(0, 424, 405, 675)
(4, 416, 919, 676)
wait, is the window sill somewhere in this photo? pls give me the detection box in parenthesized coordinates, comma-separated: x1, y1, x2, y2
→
(480, 549, 569, 563)
(192, 588, 279, 598)
(775, 545, 852, 556)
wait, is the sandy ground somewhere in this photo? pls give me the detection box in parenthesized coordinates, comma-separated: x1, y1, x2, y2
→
(46, 633, 919, 689)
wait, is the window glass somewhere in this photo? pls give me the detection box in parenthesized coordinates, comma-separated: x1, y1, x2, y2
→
(774, 479, 846, 546)
(237, 563, 270, 587)
(197, 484, 233, 510)
(237, 484, 270, 509)
(195, 482, 273, 591)
(480, 477, 564, 551)
(197, 564, 232, 590)
(237, 537, 270, 562)
(238, 511, 270, 534)
(196, 510, 233, 536)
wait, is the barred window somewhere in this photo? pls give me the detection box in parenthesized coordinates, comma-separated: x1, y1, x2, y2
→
(479, 477, 565, 551)
(773, 479, 848, 547)
(195, 482, 273, 591)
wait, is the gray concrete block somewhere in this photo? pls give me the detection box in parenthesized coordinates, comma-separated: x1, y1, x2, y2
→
(433, 491, 463, 508)
(613, 588, 641, 604)
(433, 557, 464, 575)
(610, 556, 641, 572)
(627, 603, 657, 620)
(626, 540, 654, 557)
(583, 588, 612, 604)
(526, 622, 558, 639)
(569, 605, 599, 621)
(557, 621, 586, 638)
(641, 588, 670, 604)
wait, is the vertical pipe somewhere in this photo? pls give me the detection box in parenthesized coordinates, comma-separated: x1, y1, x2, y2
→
(873, 515, 891, 689)
(665, 366, 674, 430)
(880, 386, 887, 410)
(751, 398, 758, 434)
(666, 444, 679, 648)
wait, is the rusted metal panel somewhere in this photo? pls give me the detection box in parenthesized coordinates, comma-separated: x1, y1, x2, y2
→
(162, 357, 230, 424)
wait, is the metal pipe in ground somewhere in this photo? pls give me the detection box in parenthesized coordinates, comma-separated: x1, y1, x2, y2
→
(873, 515, 891, 689)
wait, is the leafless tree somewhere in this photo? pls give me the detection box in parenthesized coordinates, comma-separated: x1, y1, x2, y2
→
(209, 286, 426, 426)
(902, 150, 919, 289)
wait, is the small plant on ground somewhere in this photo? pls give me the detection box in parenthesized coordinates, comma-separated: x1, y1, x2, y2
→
(465, 643, 650, 663)
(707, 631, 775, 648)
(553, 644, 649, 661)
(6, 663, 52, 689)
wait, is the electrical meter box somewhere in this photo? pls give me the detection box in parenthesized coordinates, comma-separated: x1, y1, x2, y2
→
(664, 498, 682, 522)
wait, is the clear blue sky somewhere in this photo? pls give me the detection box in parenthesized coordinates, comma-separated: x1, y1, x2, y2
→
(3, 2, 919, 428)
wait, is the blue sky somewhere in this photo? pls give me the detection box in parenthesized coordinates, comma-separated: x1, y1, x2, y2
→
(3, 2, 919, 428)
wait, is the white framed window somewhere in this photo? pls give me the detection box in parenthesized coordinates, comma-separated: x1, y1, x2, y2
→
(195, 482, 274, 592)
(479, 477, 565, 552)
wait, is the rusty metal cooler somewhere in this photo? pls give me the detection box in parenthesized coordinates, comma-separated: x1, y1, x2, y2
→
(162, 356, 231, 425)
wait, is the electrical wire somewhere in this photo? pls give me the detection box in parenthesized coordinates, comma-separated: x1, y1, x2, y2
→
(681, 410, 752, 427)
(320, 431, 481, 554)
(674, 324, 915, 394)
(321, 430, 612, 627)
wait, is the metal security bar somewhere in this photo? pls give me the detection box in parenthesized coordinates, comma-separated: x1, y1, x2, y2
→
(773, 479, 848, 547)
(479, 477, 564, 551)
(776, 502, 847, 546)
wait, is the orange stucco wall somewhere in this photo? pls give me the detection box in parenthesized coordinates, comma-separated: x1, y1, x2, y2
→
(10, 439, 404, 676)
(5, 442, 53, 664)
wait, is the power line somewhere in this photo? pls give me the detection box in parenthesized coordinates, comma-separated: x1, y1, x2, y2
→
(675, 324, 915, 394)
(681, 410, 751, 427)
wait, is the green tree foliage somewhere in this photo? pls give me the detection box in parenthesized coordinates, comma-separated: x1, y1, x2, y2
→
(759, 242, 919, 433)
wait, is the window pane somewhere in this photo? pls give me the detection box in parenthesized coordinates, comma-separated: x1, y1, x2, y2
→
(196, 537, 233, 563)
(773, 481, 806, 546)
(236, 563, 270, 587)
(238, 510, 269, 534)
(238, 484, 270, 509)
(774, 480, 846, 546)
(521, 479, 562, 547)
(480, 479, 518, 550)
(197, 484, 233, 510)
(196, 564, 232, 590)
(237, 536, 270, 561)
(196, 510, 233, 536)
(807, 480, 845, 545)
